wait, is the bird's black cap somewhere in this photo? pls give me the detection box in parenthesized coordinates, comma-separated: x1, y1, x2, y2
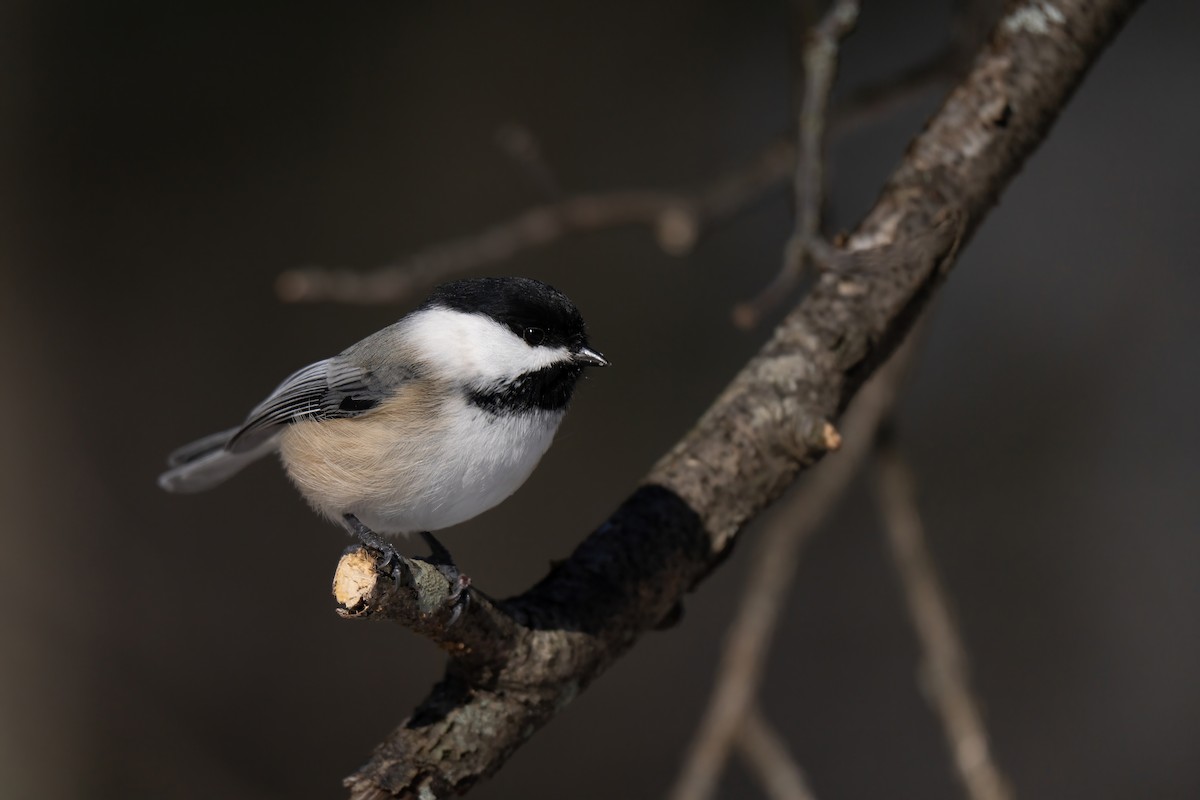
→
(424, 276, 590, 352)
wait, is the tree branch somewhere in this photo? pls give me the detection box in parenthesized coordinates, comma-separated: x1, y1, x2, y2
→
(340, 2, 1142, 796)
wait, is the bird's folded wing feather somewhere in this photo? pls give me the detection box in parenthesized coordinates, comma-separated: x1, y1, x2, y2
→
(226, 357, 394, 453)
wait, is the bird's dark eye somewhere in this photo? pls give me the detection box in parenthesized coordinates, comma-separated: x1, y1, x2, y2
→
(522, 327, 546, 346)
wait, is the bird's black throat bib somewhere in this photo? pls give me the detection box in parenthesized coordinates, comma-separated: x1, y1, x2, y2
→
(467, 363, 584, 414)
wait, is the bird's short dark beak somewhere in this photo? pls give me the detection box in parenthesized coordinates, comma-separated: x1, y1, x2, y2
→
(573, 346, 610, 367)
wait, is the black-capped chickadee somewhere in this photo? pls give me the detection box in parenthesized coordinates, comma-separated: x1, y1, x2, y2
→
(159, 276, 608, 584)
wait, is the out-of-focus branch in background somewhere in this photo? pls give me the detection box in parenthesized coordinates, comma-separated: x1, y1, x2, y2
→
(736, 706, 819, 800)
(874, 441, 1014, 800)
(668, 333, 915, 800)
(275, 18, 974, 308)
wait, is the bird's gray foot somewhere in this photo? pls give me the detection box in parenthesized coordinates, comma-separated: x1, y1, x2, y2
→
(343, 513, 401, 575)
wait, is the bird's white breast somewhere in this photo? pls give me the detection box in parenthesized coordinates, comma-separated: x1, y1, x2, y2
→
(278, 386, 564, 535)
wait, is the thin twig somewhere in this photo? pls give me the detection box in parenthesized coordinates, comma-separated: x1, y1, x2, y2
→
(668, 335, 917, 800)
(737, 705, 819, 800)
(274, 155, 785, 304)
(787, 0, 819, 114)
(873, 442, 1014, 800)
(795, 1, 858, 249)
(731, 0, 858, 330)
(276, 190, 694, 303)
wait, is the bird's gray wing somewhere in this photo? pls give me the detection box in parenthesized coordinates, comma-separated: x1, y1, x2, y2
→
(225, 357, 399, 453)
(160, 350, 415, 493)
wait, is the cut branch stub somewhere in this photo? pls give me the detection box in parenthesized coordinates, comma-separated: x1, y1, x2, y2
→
(333, 547, 519, 667)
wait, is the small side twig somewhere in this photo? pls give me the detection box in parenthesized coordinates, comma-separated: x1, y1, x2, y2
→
(873, 441, 1014, 800)
(731, 0, 858, 330)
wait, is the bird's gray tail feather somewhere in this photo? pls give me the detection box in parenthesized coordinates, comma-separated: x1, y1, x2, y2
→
(158, 427, 280, 493)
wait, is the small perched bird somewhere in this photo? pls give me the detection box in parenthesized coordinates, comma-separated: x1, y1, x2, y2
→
(159, 276, 607, 600)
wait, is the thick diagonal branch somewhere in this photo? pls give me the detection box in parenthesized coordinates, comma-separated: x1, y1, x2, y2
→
(343, 2, 1142, 797)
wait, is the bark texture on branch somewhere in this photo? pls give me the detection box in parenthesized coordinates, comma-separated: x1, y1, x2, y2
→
(344, 2, 1141, 796)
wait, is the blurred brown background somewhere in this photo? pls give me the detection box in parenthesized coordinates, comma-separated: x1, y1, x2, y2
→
(2, 1, 1197, 798)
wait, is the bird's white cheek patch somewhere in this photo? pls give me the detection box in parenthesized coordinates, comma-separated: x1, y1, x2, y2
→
(404, 307, 570, 384)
